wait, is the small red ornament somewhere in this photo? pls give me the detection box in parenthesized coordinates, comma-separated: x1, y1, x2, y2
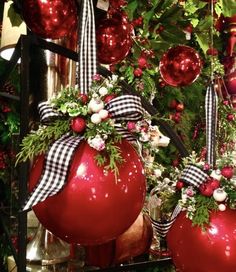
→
(30, 140, 146, 245)
(159, 45, 202, 87)
(22, 0, 78, 39)
(225, 71, 236, 95)
(167, 209, 236, 272)
(221, 166, 234, 179)
(104, 94, 117, 104)
(176, 180, 185, 190)
(225, 15, 236, 56)
(109, 0, 127, 10)
(133, 68, 143, 77)
(208, 178, 220, 190)
(96, 15, 133, 64)
(199, 182, 214, 197)
(78, 94, 89, 105)
(70, 117, 86, 133)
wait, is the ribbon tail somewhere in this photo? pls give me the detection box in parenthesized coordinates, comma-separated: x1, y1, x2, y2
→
(205, 84, 218, 166)
(22, 134, 83, 211)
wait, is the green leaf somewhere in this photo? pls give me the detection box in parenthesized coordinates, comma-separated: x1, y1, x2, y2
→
(7, 3, 23, 27)
(125, 0, 138, 20)
(221, 0, 236, 17)
(194, 32, 209, 54)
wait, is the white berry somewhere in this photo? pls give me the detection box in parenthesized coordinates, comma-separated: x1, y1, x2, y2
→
(88, 98, 104, 113)
(91, 113, 102, 124)
(99, 109, 109, 119)
(98, 87, 108, 96)
(213, 188, 227, 202)
(218, 203, 226, 211)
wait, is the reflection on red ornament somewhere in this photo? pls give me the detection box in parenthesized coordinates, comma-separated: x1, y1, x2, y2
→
(30, 140, 146, 245)
(96, 16, 133, 64)
(22, 0, 78, 39)
(167, 210, 236, 272)
(159, 45, 202, 87)
(225, 71, 236, 95)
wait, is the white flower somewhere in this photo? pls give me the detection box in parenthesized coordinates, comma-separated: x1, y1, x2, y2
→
(139, 131, 150, 142)
(88, 98, 104, 113)
(153, 168, 162, 177)
(88, 135, 106, 151)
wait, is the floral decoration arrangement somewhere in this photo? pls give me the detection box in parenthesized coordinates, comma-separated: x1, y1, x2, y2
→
(16, 74, 171, 181)
(148, 97, 236, 229)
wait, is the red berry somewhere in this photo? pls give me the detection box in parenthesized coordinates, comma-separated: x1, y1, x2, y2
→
(223, 100, 229, 106)
(169, 99, 178, 109)
(221, 166, 234, 179)
(208, 178, 220, 190)
(78, 94, 88, 104)
(70, 117, 86, 133)
(104, 94, 116, 103)
(138, 57, 147, 69)
(172, 159, 179, 167)
(175, 103, 184, 112)
(133, 68, 143, 77)
(199, 183, 214, 197)
(206, 47, 218, 56)
(227, 113, 234, 121)
(159, 81, 166, 88)
(184, 24, 193, 33)
(176, 180, 185, 190)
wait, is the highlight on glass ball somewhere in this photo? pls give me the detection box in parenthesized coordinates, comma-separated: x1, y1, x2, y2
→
(159, 45, 202, 87)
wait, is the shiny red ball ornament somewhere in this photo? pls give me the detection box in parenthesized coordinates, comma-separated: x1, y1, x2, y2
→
(22, 0, 78, 39)
(167, 209, 236, 272)
(225, 71, 236, 95)
(70, 117, 86, 133)
(96, 16, 133, 64)
(29, 140, 146, 245)
(159, 45, 202, 87)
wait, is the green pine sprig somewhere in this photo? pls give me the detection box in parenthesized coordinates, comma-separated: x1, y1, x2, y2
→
(16, 119, 70, 164)
(191, 194, 218, 229)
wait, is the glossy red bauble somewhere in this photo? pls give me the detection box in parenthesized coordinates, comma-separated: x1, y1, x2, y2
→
(29, 140, 146, 245)
(70, 117, 86, 133)
(225, 71, 236, 95)
(96, 16, 133, 64)
(167, 210, 236, 272)
(22, 0, 78, 39)
(159, 45, 202, 87)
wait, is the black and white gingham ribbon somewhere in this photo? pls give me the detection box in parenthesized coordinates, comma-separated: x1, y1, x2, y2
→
(23, 133, 83, 211)
(38, 101, 62, 123)
(151, 205, 182, 237)
(78, 0, 97, 93)
(23, 95, 144, 211)
(205, 84, 218, 166)
(105, 95, 144, 121)
(180, 164, 209, 188)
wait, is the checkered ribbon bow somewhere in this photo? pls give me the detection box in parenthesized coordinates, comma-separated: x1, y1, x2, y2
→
(23, 95, 144, 211)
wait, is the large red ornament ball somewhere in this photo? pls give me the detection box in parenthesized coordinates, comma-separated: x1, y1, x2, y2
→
(22, 0, 78, 39)
(159, 45, 202, 87)
(29, 140, 146, 245)
(96, 16, 133, 64)
(225, 71, 236, 95)
(167, 209, 236, 272)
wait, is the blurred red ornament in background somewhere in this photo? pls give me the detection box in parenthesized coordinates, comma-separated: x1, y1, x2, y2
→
(29, 140, 146, 245)
(159, 45, 202, 87)
(96, 15, 133, 64)
(167, 209, 236, 272)
(22, 0, 78, 39)
(85, 213, 153, 268)
(225, 71, 236, 95)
